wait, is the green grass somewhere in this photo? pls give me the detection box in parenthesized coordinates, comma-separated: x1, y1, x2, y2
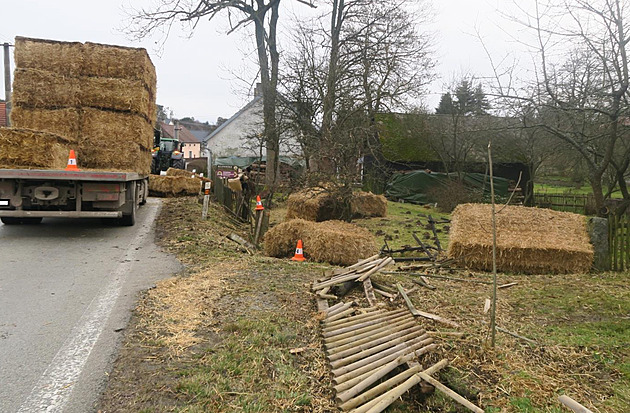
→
(174, 315, 312, 412)
(354, 200, 451, 251)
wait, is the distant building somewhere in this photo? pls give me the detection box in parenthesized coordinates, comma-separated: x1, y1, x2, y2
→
(203, 84, 301, 158)
(159, 121, 202, 160)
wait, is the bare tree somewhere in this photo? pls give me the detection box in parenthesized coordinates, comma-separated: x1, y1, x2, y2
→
(492, 0, 630, 214)
(125, 0, 314, 188)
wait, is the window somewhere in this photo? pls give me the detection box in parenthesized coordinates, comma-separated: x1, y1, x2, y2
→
(189, 151, 192, 158)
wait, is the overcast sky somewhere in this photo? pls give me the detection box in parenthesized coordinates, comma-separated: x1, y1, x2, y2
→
(1, 0, 524, 124)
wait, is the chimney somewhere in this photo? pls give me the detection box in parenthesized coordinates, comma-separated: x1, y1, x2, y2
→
(254, 83, 263, 98)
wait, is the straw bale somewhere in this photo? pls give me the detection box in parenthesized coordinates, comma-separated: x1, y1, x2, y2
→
(77, 141, 151, 175)
(0, 127, 72, 170)
(447, 203, 594, 274)
(287, 188, 388, 221)
(80, 76, 153, 118)
(148, 175, 201, 197)
(10, 106, 81, 141)
(263, 218, 378, 266)
(286, 189, 340, 221)
(81, 108, 153, 150)
(166, 168, 194, 177)
(14, 36, 84, 76)
(12, 68, 80, 108)
(82, 42, 156, 94)
(350, 191, 387, 218)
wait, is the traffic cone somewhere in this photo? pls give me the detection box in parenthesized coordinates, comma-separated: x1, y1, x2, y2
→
(255, 195, 264, 211)
(291, 239, 306, 261)
(65, 150, 80, 171)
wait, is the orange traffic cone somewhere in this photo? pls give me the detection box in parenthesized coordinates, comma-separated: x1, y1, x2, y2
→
(291, 239, 306, 261)
(65, 150, 80, 171)
(255, 195, 264, 211)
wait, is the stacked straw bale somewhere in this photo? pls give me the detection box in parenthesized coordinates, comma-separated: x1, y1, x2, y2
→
(10, 107, 81, 141)
(7, 36, 156, 174)
(286, 188, 387, 221)
(165, 167, 195, 177)
(0, 128, 74, 170)
(148, 175, 201, 197)
(263, 218, 378, 266)
(447, 203, 594, 274)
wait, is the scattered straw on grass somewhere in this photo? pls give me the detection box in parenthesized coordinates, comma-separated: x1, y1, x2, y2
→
(263, 218, 378, 265)
(447, 203, 593, 274)
(0, 127, 72, 170)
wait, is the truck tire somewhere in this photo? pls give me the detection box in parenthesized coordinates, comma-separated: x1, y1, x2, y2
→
(172, 158, 185, 170)
(119, 202, 136, 226)
(1, 217, 43, 225)
(118, 184, 137, 226)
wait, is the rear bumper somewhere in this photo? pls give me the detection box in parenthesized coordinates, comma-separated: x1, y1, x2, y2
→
(0, 210, 122, 218)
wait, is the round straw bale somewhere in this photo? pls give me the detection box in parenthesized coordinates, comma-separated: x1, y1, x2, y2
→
(263, 219, 316, 258)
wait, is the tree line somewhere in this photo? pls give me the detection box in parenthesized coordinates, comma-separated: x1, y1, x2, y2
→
(127, 0, 630, 215)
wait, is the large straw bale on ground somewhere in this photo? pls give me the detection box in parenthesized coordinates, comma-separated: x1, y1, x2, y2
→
(12, 68, 80, 108)
(77, 142, 151, 175)
(263, 218, 378, 266)
(10, 106, 81, 141)
(80, 76, 153, 118)
(286, 188, 387, 221)
(286, 189, 334, 221)
(14, 37, 84, 76)
(81, 108, 153, 150)
(148, 175, 201, 197)
(0, 128, 73, 170)
(447, 203, 594, 274)
(350, 191, 387, 218)
(83, 42, 156, 94)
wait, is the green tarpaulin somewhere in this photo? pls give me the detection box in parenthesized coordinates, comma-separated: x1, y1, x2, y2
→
(385, 170, 510, 204)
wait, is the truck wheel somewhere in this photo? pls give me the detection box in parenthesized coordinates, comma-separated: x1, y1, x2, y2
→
(173, 158, 185, 170)
(119, 203, 136, 226)
(1, 217, 42, 225)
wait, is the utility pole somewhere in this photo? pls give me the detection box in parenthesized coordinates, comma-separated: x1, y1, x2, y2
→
(3, 42, 11, 126)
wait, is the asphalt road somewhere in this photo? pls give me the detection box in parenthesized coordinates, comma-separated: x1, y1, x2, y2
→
(0, 198, 182, 413)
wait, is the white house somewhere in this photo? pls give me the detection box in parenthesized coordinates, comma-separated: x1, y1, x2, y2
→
(203, 85, 301, 159)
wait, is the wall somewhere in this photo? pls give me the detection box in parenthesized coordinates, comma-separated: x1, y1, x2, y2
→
(206, 97, 301, 158)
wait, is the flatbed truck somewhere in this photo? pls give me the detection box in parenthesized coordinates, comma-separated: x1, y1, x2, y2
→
(0, 169, 148, 226)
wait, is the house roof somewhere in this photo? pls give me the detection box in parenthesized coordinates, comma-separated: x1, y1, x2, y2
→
(159, 121, 201, 144)
(0, 103, 6, 127)
(205, 95, 263, 143)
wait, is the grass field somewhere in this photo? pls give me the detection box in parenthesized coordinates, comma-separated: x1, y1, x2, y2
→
(99, 197, 630, 412)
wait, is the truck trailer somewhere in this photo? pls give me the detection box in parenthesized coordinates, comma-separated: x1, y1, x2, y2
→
(0, 168, 148, 226)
